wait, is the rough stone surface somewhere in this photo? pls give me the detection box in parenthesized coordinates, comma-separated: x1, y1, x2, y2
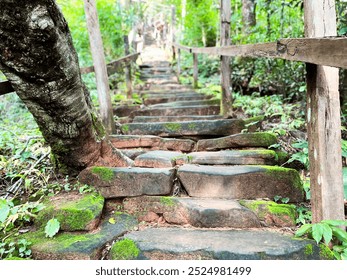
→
(176, 150, 281, 166)
(177, 165, 304, 202)
(240, 200, 297, 227)
(125, 228, 327, 260)
(133, 115, 222, 122)
(79, 166, 176, 198)
(144, 94, 214, 105)
(134, 151, 183, 168)
(123, 196, 260, 228)
(149, 99, 220, 108)
(129, 105, 220, 118)
(119, 149, 148, 160)
(197, 132, 278, 151)
(122, 119, 245, 137)
(113, 105, 141, 117)
(35, 191, 104, 231)
(25, 214, 137, 260)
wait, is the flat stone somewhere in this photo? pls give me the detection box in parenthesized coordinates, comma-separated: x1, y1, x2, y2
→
(149, 99, 220, 108)
(110, 135, 195, 152)
(122, 119, 245, 137)
(79, 166, 175, 198)
(119, 148, 148, 160)
(176, 150, 281, 166)
(123, 196, 260, 228)
(24, 214, 137, 260)
(125, 227, 328, 260)
(134, 151, 183, 168)
(129, 105, 220, 117)
(113, 105, 141, 117)
(133, 115, 222, 122)
(139, 89, 193, 96)
(177, 165, 304, 202)
(240, 200, 297, 227)
(197, 132, 278, 151)
(144, 95, 214, 105)
(35, 191, 104, 232)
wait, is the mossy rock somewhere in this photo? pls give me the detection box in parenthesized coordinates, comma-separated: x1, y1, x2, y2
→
(240, 200, 297, 227)
(110, 238, 140, 260)
(35, 191, 104, 231)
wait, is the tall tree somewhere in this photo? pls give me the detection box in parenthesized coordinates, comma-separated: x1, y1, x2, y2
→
(242, 0, 256, 33)
(0, 0, 133, 176)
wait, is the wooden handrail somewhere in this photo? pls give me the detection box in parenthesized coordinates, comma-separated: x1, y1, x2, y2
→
(173, 37, 347, 69)
(0, 52, 140, 96)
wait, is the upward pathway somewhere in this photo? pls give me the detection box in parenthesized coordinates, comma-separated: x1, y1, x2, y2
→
(78, 36, 325, 260)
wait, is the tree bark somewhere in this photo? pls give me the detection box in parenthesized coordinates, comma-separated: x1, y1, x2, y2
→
(0, 0, 132, 176)
(242, 0, 256, 33)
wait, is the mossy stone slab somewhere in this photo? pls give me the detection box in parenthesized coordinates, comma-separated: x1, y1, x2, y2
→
(177, 165, 304, 202)
(22, 214, 137, 260)
(197, 132, 278, 151)
(240, 200, 297, 227)
(134, 150, 183, 168)
(79, 166, 176, 198)
(144, 95, 214, 106)
(149, 99, 220, 108)
(35, 192, 104, 231)
(125, 227, 331, 260)
(122, 119, 245, 137)
(133, 115, 222, 122)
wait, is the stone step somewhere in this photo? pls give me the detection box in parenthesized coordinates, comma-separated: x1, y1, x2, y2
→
(149, 84, 191, 91)
(144, 94, 214, 105)
(129, 105, 220, 118)
(123, 196, 261, 228)
(121, 227, 327, 260)
(139, 89, 193, 95)
(113, 105, 141, 118)
(149, 99, 220, 108)
(122, 119, 244, 137)
(79, 166, 176, 198)
(134, 150, 183, 168)
(110, 135, 195, 152)
(177, 164, 304, 202)
(133, 115, 222, 122)
(197, 132, 278, 150)
(175, 150, 286, 166)
(143, 77, 178, 85)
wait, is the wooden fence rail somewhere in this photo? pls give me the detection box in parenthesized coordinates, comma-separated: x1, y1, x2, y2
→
(0, 52, 139, 97)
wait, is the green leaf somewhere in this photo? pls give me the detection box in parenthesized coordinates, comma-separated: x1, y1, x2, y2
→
(312, 223, 324, 244)
(45, 218, 60, 238)
(108, 217, 116, 224)
(332, 227, 347, 243)
(295, 224, 312, 237)
(321, 223, 333, 245)
(322, 220, 347, 227)
(0, 199, 10, 223)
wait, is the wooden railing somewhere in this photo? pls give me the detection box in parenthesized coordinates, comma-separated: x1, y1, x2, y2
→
(169, 0, 346, 223)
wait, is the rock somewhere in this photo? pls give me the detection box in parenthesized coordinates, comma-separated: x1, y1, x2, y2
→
(133, 115, 222, 122)
(240, 200, 297, 227)
(123, 196, 260, 228)
(197, 132, 278, 151)
(125, 227, 330, 260)
(122, 119, 245, 137)
(134, 150, 183, 168)
(177, 165, 304, 202)
(129, 105, 220, 118)
(113, 105, 141, 117)
(78, 166, 176, 198)
(157, 138, 195, 152)
(149, 99, 220, 108)
(143, 94, 214, 105)
(176, 150, 283, 166)
(35, 191, 104, 231)
(119, 149, 148, 160)
(22, 214, 137, 260)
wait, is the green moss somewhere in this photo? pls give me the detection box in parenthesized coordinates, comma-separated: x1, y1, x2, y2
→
(304, 244, 313, 256)
(160, 196, 176, 207)
(262, 165, 303, 190)
(122, 124, 130, 133)
(319, 244, 335, 260)
(164, 123, 181, 131)
(91, 166, 114, 181)
(3, 257, 29, 260)
(188, 123, 197, 130)
(91, 112, 106, 140)
(110, 238, 140, 260)
(248, 132, 278, 147)
(244, 116, 265, 124)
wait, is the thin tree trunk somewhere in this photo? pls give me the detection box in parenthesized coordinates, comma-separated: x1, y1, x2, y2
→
(0, 0, 132, 176)
(242, 0, 256, 33)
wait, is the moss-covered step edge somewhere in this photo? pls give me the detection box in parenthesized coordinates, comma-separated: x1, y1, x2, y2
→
(35, 191, 104, 232)
(197, 132, 278, 151)
(15, 213, 137, 260)
(117, 227, 334, 260)
(239, 200, 297, 227)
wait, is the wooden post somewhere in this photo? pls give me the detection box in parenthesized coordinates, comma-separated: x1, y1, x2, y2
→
(220, 0, 233, 117)
(171, 5, 176, 60)
(304, 0, 345, 222)
(193, 53, 198, 88)
(84, 0, 114, 134)
(124, 35, 133, 99)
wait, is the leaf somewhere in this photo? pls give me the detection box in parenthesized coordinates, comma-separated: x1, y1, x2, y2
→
(45, 218, 60, 238)
(312, 223, 324, 244)
(108, 217, 116, 224)
(322, 220, 347, 227)
(320, 223, 333, 245)
(332, 227, 347, 243)
(0, 199, 10, 223)
(295, 224, 312, 237)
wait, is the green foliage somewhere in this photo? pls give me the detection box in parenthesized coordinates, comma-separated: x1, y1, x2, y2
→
(296, 205, 312, 225)
(286, 140, 309, 169)
(110, 238, 140, 260)
(0, 239, 32, 260)
(296, 220, 347, 260)
(44, 218, 60, 238)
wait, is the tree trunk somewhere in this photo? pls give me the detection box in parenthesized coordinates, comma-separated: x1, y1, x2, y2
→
(341, 69, 347, 114)
(242, 0, 256, 33)
(0, 0, 133, 176)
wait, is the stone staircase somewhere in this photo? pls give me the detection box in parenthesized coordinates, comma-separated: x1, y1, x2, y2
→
(16, 38, 332, 261)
